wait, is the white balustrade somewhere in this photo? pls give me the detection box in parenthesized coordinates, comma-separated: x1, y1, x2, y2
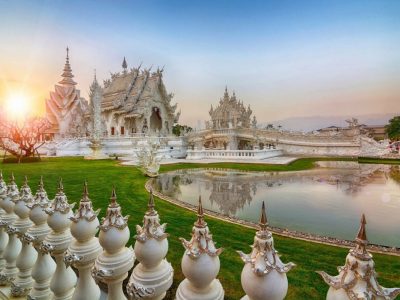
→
(93, 188, 134, 300)
(0, 170, 397, 300)
(186, 149, 282, 160)
(44, 179, 77, 300)
(27, 177, 56, 300)
(67, 182, 102, 300)
(127, 191, 173, 299)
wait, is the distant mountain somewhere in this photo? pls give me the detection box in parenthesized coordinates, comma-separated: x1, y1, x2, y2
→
(261, 113, 397, 132)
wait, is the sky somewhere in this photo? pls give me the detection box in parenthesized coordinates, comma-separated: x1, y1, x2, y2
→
(0, 0, 399, 128)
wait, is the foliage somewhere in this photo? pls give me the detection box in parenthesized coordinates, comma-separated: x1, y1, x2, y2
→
(0, 116, 51, 162)
(172, 124, 192, 136)
(385, 116, 400, 141)
(0, 157, 399, 299)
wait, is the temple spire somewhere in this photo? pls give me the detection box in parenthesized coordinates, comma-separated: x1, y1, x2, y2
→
(122, 57, 128, 73)
(58, 47, 77, 86)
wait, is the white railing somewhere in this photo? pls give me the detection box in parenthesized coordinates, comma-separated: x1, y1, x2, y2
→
(0, 174, 397, 299)
(186, 148, 283, 160)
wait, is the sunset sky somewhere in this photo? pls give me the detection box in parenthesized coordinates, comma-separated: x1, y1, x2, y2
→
(0, 0, 399, 127)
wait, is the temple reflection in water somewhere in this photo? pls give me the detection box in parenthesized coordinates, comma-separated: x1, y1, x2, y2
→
(152, 162, 400, 247)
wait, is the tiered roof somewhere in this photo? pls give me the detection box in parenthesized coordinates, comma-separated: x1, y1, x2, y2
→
(101, 59, 177, 120)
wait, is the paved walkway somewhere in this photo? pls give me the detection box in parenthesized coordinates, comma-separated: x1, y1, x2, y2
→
(121, 156, 298, 166)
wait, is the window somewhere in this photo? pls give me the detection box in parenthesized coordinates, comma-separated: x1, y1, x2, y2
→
(111, 127, 115, 136)
(120, 126, 125, 135)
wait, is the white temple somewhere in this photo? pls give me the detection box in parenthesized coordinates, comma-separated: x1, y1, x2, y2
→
(41, 49, 389, 160)
(46, 50, 179, 140)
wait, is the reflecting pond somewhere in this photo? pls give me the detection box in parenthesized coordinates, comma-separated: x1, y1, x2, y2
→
(152, 161, 400, 247)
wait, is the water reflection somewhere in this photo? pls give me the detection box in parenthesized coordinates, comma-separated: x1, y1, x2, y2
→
(152, 162, 400, 247)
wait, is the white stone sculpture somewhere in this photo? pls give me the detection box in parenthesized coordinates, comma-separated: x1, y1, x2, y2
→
(0, 171, 9, 271)
(93, 187, 135, 300)
(317, 214, 400, 300)
(237, 201, 295, 300)
(27, 177, 56, 300)
(176, 197, 224, 300)
(127, 191, 173, 299)
(0, 174, 21, 286)
(11, 176, 37, 297)
(66, 182, 102, 300)
(135, 141, 163, 177)
(85, 74, 108, 160)
(43, 179, 77, 300)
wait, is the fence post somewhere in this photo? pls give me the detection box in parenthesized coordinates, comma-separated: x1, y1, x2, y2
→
(0, 171, 9, 271)
(237, 201, 295, 300)
(317, 214, 400, 300)
(27, 177, 56, 300)
(67, 182, 102, 300)
(0, 174, 21, 286)
(127, 191, 173, 299)
(44, 178, 77, 300)
(11, 176, 37, 297)
(176, 197, 224, 300)
(93, 187, 135, 300)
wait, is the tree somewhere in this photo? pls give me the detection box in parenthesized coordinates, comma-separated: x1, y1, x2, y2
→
(172, 124, 193, 136)
(0, 117, 51, 162)
(385, 116, 400, 141)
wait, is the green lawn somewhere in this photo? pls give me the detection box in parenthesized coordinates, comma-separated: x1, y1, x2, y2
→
(1, 157, 399, 299)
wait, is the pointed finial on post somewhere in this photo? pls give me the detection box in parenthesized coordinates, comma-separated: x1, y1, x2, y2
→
(0, 170, 3, 181)
(38, 176, 45, 192)
(122, 57, 128, 72)
(24, 175, 28, 185)
(194, 196, 207, 228)
(110, 186, 118, 207)
(10, 172, 15, 183)
(66, 46, 69, 61)
(146, 190, 156, 215)
(58, 177, 64, 192)
(82, 181, 89, 201)
(259, 201, 268, 231)
(356, 214, 367, 242)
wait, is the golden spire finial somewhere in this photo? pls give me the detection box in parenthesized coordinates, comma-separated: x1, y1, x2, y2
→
(194, 196, 207, 228)
(110, 186, 118, 207)
(147, 190, 156, 215)
(356, 213, 367, 242)
(82, 181, 89, 201)
(38, 176, 44, 191)
(58, 177, 64, 192)
(259, 201, 268, 231)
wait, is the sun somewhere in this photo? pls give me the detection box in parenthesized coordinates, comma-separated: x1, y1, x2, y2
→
(5, 92, 30, 119)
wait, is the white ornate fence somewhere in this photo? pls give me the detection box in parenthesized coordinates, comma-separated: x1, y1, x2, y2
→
(0, 172, 398, 300)
(186, 149, 283, 160)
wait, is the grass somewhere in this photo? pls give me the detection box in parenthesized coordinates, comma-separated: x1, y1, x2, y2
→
(1, 156, 399, 299)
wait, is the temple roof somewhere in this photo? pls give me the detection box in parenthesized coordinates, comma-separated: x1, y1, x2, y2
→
(101, 63, 176, 117)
